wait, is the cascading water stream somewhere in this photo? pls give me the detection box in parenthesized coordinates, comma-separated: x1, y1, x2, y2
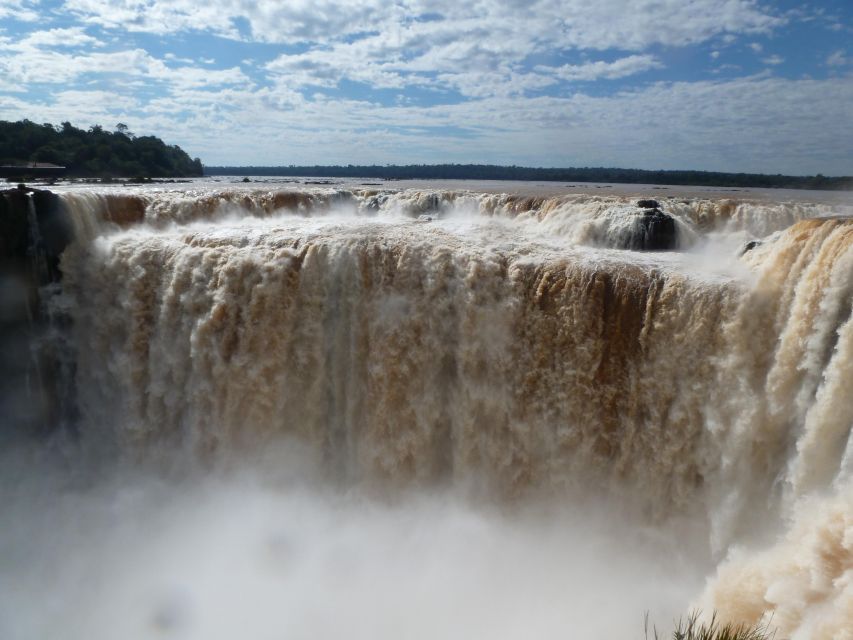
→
(23, 193, 47, 418)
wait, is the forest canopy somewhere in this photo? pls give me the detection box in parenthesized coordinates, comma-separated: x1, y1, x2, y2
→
(0, 120, 203, 178)
(206, 164, 853, 190)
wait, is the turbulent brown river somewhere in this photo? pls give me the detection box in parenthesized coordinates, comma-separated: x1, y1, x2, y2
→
(2, 179, 852, 639)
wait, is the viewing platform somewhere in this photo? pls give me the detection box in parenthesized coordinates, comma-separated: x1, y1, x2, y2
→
(0, 162, 66, 179)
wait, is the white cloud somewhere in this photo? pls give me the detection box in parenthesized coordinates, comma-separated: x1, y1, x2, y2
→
(544, 55, 663, 82)
(711, 63, 742, 75)
(4, 0, 847, 176)
(265, 46, 412, 90)
(0, 0, 788, 105)
(0, 47, 154, 84)
(826, 50, 849, 67)
(436, 70, 557, 98)
(20, 27, 103, 48)
(164, 53, 195, 64)
(5, 74, 851, 175)
(261, 10, 669, 98)
(0, 41, 251, 89)
(761, 54, 784, 65)
(0, 0, 38, 21)
(63, 0, 783, 50)
(220, 75, 853, 174)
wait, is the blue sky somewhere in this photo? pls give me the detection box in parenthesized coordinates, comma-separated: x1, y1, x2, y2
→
(0, 0, 851, 174)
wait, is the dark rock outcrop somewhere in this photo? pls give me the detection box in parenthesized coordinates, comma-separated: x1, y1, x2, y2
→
(424, 193, 442, 214)
(611, 200, 677, 251)
(0, 185, 73, 283)
(636, 199, 660, 210)
(739, 239, 762, 256)
(628, 208, 678, 251)
(0, 185, 74, 436)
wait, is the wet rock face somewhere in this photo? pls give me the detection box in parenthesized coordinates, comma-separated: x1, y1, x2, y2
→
(610, 200, 678, 251)
(0, 188, 29, 270)
(631, 208, 678, 251)
(0, 185, 74, 437)
(636, 199, 660, 210)
(739, 239, 762, 256)
(0, 185, 72, 280)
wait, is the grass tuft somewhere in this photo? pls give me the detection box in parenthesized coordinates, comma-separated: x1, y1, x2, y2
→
(645, 611, 776, 640)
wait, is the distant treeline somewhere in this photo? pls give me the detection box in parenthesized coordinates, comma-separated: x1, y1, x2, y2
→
(205, 164, 853, 190)
(0, 120, 203, 178)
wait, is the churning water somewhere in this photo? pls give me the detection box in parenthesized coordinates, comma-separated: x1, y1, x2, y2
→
(2, 182, 852, 639)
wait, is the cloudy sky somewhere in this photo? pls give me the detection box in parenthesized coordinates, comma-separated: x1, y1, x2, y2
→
(1, 0, 851, 174)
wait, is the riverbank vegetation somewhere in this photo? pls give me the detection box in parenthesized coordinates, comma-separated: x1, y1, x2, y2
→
(0, 120, 203, 178)
(207, 163, 852, 190)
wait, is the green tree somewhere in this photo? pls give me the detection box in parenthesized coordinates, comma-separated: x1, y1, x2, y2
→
(0, 119, 204, 177)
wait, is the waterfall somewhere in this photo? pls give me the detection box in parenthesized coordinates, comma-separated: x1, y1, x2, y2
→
(3, 185, 852, 639)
